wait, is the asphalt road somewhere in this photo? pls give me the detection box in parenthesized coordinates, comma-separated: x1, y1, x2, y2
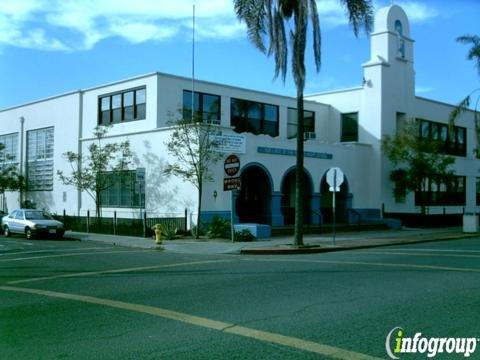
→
(1, 234, 479, 359)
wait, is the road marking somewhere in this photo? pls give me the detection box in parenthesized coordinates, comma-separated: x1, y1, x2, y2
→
(365, 248, 480, 254)
(353, 250, 480, 259)
(8, 259, 231, 284)
(0, 250, 150, 262)
(243, 258, 480, 273)
(0, 247, 113, 257)
(0, 285, 382, 360)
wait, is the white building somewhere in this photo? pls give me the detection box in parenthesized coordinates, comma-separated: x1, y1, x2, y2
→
(0, 5, 478, 228)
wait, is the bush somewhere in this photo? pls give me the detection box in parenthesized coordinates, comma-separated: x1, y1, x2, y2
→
(162, 227, 177, 240)
(234, 229, 255, 242)
(207, 216, 231, 239)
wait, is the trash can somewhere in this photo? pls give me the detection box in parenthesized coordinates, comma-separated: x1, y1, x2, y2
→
(463, 213, 479, 233)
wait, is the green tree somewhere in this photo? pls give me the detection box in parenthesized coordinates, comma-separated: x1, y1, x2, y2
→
(382, 120, 455, 214)
(57, 126, 134, 219)
(0, 143, 25, 212)
(449, 34, 480, 157)
(164, 113, 223, 239)
(234, 0, 373, 246)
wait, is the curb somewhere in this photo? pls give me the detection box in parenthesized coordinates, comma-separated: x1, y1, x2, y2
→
(240, 233, 479, 255)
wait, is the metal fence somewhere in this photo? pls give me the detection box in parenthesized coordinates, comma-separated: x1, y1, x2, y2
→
(54, 210, 188, 238)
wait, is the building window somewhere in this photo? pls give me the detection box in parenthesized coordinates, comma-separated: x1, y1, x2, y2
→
(287, 108, 315, 139)
(100, 170, 145, 208)
(341, 113, 358, 142)
(477, 178, 480, 206)
(415, 176, 466, 206)
(0, 133, 19, 164)
(231, 98, 279, 137)
(26, 127, 54, 191)
(98, 87, 146, 125)
(419, 119, 466, 157)
(183, 90, 221, 124)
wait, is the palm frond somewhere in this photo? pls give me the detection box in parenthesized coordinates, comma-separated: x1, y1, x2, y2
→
(457, 34, 480, 74)
(340, 0, 374, 37)
(234, 0, 268, 53)
(273, 8, 288, 81)
(309, 0, 321, 72)
(291, 0, 308, 90)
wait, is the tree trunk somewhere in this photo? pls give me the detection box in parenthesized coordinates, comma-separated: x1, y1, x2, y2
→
(196, 183, 202, 239)
(294, 90, 305, 247)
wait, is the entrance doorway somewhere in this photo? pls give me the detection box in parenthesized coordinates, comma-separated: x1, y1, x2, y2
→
(236, 165, 272, 224)
(280, 168, 313, 225)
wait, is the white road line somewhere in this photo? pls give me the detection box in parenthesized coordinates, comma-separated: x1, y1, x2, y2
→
(363, 248, 480, 254)
(0, 247, 114, 257)
(0, 285, 382, 360)
(7, 259, 231, 284)
(0, 249, 150, 262)
(243, 258, 480, 273)
(353, 251, 480, 259)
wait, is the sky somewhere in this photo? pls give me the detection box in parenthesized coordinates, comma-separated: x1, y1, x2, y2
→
(0, 0, 479, 110)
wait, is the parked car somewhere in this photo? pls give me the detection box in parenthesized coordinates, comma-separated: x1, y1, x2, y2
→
(2, 209, 65, 239)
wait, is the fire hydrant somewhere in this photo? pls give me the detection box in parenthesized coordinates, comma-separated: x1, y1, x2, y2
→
(153, 224, 164, 245)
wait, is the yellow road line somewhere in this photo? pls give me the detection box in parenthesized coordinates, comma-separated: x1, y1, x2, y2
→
(0, 249, 150, 262)
(0, 285, 382, 360)
(353, 250, 480, 259)
(8, 259, 231, 285)
(243, 258, 480, 273)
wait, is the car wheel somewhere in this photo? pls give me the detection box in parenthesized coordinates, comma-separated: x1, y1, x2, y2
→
(25, 227, 33, 240)
(3, 226, 10, 237)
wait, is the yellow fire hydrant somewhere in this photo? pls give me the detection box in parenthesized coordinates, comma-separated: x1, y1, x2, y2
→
(153, 224, 164, 245)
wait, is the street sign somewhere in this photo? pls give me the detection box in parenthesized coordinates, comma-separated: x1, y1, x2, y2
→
(326, 167, 344, 191)
(224, 177, 241, 191)
(224, 154, 240, 177)
(135, 168, 146, 182)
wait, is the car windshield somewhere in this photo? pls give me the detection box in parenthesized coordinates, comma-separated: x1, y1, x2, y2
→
(25, 211, 53, 220)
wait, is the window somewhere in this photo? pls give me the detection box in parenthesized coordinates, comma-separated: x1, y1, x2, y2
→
(100, 170, 145, 208)
(419, 119, 466, 157)
(477, 178, 480, 206)
(98, 87, 146, 125)
(415, 176, 466, 206)
(341, 113, 358, 142)
(183, 90, 221, 123)
(231, 98, 279, 137)
(0, 133, 19, 164)
(26, 127, 54, 191)
(287, 108, 315, 139)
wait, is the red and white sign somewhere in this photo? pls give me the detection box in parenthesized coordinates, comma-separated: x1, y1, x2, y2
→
(224, 154, 240, 177)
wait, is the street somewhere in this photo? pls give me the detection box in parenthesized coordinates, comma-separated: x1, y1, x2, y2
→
(1, 235, 479, 359)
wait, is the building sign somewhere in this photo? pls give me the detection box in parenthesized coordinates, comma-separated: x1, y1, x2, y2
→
(224, 154, 241, 191)
(257, 146, 333, 159)
(210, 132, 246, 154)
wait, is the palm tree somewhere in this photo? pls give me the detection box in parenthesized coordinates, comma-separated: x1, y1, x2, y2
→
(449, 35, 480, 157)
(234, 0, 373, 246)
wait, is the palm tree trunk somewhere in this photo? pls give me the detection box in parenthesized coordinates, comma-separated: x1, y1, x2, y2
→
(294, 89, 305, 246)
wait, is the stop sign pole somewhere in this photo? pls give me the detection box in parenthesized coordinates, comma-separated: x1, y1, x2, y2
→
(224, 155, 241, 242)
(326, 167, 344, 246)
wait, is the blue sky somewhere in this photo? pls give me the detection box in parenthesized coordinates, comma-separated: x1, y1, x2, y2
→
(0, 0, 478, 110)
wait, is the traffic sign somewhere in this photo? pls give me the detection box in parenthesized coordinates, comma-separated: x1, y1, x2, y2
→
(224, 177, 241, 191)
(326, 167, 344, 191)
(224, 154, 240, 177)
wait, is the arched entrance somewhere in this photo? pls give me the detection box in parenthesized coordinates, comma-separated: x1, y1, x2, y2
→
(280, 168, 313, 225)
(236, 164, 272, 225)
(320, 170, 350, 223)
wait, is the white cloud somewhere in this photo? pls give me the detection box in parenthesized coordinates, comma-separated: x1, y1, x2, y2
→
(395, 1, 439, 23)
(416, 85, 434, 94)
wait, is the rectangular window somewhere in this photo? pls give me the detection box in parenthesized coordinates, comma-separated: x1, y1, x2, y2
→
(477, 178, 480, 206)
(0, 133, 19, 164)
(231, 98, 279, 137)
(415, 175, 466, 206)
(100, 170, 145, 208)
(287, 108, 315, 139)
(26, 127, 54, 191)
(98, 87, 146, 125)
(341, 113, 358, 142)
(419, 119, 467, 157)
(183, 90, 221, 124)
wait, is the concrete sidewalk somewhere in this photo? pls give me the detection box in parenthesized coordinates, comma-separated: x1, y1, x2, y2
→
(66, 227, 479, 255)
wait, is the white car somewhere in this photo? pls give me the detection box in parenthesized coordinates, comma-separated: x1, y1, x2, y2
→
(2, 209, 65, 239)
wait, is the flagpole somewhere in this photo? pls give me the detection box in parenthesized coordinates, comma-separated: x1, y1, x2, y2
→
(191, 3, 196, 121)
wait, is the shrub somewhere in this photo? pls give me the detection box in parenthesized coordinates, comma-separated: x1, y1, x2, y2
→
(234, 229, 255, 242)
(207, 216, 231, 239)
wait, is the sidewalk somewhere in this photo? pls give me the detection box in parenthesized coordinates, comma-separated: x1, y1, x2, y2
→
(66, 227, 479, 255)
